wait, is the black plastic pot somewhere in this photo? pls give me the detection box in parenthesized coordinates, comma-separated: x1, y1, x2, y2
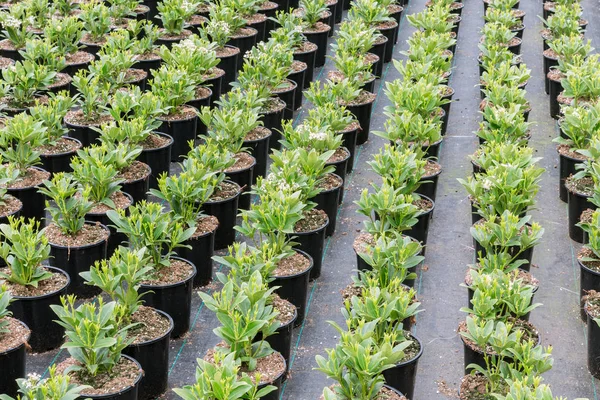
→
(84, 355, 143, 400)
(225, 155, 256, 210)
(8, 267, 69, 353)
(176, 227, 216, 287)
(201, 181, 241, 250)
(270, 249, 313, 327)
(227, 28, 258, 71)
(123, 309, 173, 400)
(0, 46, 23, 62)
(339, 126, 359, 173)
(0, 319, 29, 397)
(6, 166, 49, 223)
(289, 215, 328, 280)
(139, 257, 196, 338)
(423, 138, 443, 159)
(346, 95, 375, 145)
(378, 21, 398, 63)
(441, 87, 454, 124)
(48, 222, 109, 298)
(138, 132, 173, 190)
(262, 3, 279, 37)
(261, 99, 286, 150)
(543, 55, 558, 95)
(243, 129, 272, 183)
(303, 27, 331, 67)
(217, 46, 240, 95)
(559, 150, 584, 203)
(334, 0, 343, 22)
(293, 45, 317, 88)
(362, 75, 376, 93)
(0, 196, 21, 228)
(312, 173, 342, 237)
(389, 6, 403, 44)
(370, 36, 388, 78)
(66, 119, 101, 148)
(406, 194, 435, 245)
(416, 163, 442, 202)
(327, 147, 350, 204)
(204, 69, 224, 108)
(187, 88, 212, 137)
(39, 137, 81, 175)
(121, 164, 150, 205)
(86, 194, 132, 258)
(265, 307, 297, 380)
(288, 66, 306, 111)
(132, 56, 161, 80)
(508, 38, 522, 55)
(156, 106, 198, 162)
(256, 352, 286, 400)
(382, 334, 423, 400)
(568, 187, 596, 243)
(548, 77, 562, 119)
(586, 304, 600, 378)
(274, 79, 297, 120)
(580, 259, 600, 321)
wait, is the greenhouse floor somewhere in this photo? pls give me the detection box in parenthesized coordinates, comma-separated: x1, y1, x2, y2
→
(27, 0, 600, 397)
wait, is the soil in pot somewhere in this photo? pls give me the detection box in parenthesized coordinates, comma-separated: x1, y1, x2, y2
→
(2, 266, 69, 352)
(270, 250, 313, 327)
(291, 209, 329, 280)
(0, 317, 30, 397)
(6, 167, 50, 223)
(320, 385, 407, 400)
(123, 306, 174, 400)
(46, 222, 109, 298)
(201, 181, 241, 250)
(156, 105, 198, 162)
(138, 257, 196, 338)
(56, 355, 142, 400)
(174, 215, 218, 287)
(38, 137, 82, 175)
(0, 194, 22, 229)
(138, 132, 173, 190)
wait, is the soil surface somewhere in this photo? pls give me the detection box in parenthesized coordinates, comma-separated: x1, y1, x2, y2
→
(272, 252, 311, 277)
(44, 223, 109, 248)
(295, 208, 328, 233)
(128, 305, 172, 344)
(0, 268, 68, 297)
(142, 258, 194, 285)
(57, 357, 141, 395)
(0, 317, 29, 352)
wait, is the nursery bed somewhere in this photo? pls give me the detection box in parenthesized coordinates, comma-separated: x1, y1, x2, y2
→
(25, 0, 600, 397)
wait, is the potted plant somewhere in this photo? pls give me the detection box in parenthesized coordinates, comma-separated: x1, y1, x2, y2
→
(150, 168, 220, 287)
(64, 71, 112, 147)
(584, 290, 600, 378)
(38, 173, 109, 297)
(81, 247, 174, 400)
(103, 89, 172, 190)
(129, 21, 163, 79)
(0, 365, 89, 400)
(156, 0, 196, 47)
(51, 296, 144, 399)
(0, 170, 22, 227)
(330, 78, 377, 145)
(107, 200, 196, 337)
(19, 39, 72, 95)
(0, 59, 55, 116)
(78, 0, 113, 55)
(221, 0, 267, 41)
(199, 278, 286, 400)
(348, 0, 397, 63)
(298, 0, 331, 67)
(0, 4, 34, 61)
(0, 113, 51, 222)
(149, 65, 197, 162)
(470, 141, 540, 174)
(184, 140, 242, 250)
(0, 216, 70, 352)
(476, 105, 531, 145)
(43, 16, 94, 77)
(315, 323, 408, 399)
(0, 286, 30, 397)
(30, 93, 81, 175)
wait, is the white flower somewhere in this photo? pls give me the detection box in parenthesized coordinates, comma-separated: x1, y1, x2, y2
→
(482, 178, 492, 190)
(3, 16, 21, 29)
(309, 131, 328, 141)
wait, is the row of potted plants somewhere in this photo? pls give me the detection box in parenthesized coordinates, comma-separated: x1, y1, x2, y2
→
(540, 0, 600, 383)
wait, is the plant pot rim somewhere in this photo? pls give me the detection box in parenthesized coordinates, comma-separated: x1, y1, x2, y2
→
(326, 146, 351, 166)
(6, 166, 49, 191)
(272, 78, 298, 95)
(47, 221, 110, 250)
(8, 266, 70, 301)
(318, 172, 344, 193)
(243, 128, 272, 144)
(65, 50, 95, 67)
(38, 136, 82, 158)
(216, 44, 241, 59)
(442, 85, 455, 97)
(578, 257, 600, 277)
(271, 249, 314, 279)
(257, 350, 287, 384)
(143, 132, 174, 152)
(421, 137, 444, 148)
(126, 308, 174, 348)
(394, 332, 424, 367)
(226, 153, 257, 174)
(416, 193, 435, 216)
(231, 26, 258, 39)
(292, 211, 330, 235)
(82, 354, 143, 399)
(0, 194, 23, 219)
(289, 62, 308, 74)
(158, 105, 199, 123)
(139, 256, 197, 288)
(157, 29, 193, 42)
(0, 318, 30, 355)
(86, 191, 134, 217)
(260, 98, 286, 115)
(205, 180, 242, 204)
(557, 146, 585, 163)
(122, 163, 152, 184)
(189, 219, 219, 240)
(191, 86, 213, 102)
(293, 42, 318, 55)
(422, 161, 443, 179)
(64, 114, 112, 129)
(276, 303, 298, 329)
